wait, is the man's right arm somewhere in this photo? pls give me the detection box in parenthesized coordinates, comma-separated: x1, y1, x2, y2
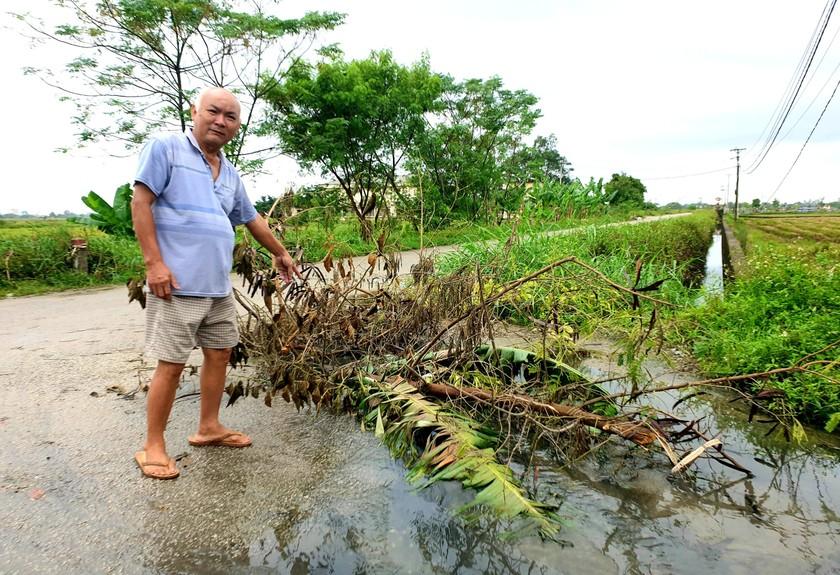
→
(132, 183, 179, 299)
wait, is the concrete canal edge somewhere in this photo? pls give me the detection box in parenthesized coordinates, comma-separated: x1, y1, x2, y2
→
(720, 219, 746, 279)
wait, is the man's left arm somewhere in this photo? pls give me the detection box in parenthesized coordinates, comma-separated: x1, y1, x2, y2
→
(245, 216, 299, 282)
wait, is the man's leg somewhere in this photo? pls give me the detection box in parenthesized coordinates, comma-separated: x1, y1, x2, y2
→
(188, 347, 251, 446)
(144, 359, 185, 464)
(197, 347, 231, 436)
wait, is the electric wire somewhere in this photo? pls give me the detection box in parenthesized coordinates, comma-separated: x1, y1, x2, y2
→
(766, 75, 840, 202)
(744, 1, 831, 157)
(745, 0, 837, 174)
(745, 0, 834, 171)
(780, 15, 840, 140)
(779, 55, 840, 142)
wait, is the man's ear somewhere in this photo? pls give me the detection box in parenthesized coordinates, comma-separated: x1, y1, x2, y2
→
(189, 104, 197, 120)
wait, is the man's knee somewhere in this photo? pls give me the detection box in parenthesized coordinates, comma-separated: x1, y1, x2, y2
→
(203, 347, 232, 364)
(152, 360, 186, 387)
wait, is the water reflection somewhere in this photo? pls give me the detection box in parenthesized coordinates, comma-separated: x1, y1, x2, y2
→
(697, 232, 723, 303)
(140, 373, 840, 574)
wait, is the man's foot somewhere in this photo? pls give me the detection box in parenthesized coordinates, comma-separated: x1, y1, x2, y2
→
(188, 429, 252, 448)
(134, 450, 179, 480)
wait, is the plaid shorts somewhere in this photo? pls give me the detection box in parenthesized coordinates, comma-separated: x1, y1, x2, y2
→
(145, 293, 239, 364)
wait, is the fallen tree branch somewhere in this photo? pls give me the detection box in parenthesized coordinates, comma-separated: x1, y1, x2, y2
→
(577, 362, 828, 409)
(406, 377, 662, 447)
(410, 256, 672, 368)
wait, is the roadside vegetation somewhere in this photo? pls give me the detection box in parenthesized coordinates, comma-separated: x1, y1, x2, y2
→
(678, 214, 840, 430)
(0, 219, 143, 296)
(1, 202, 658, 296)
(230, 209, 750, 537)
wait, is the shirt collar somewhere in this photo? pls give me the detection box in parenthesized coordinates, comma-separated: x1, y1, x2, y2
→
(185, 129, 229, 166)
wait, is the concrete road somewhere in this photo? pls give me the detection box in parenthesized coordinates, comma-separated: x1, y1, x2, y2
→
(0, 286, 409, 573)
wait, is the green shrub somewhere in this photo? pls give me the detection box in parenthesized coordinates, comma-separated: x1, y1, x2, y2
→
(682, 243, 840, 424)
(0, 222, 142, 294)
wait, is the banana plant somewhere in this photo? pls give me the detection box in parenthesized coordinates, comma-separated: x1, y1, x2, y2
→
(364, 377, 563, 539)
(81, 183, 134, 237)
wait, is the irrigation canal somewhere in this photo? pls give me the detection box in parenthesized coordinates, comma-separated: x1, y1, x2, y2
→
(1, 215, 838, 574)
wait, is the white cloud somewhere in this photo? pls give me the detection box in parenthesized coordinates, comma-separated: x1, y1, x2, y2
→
(2, 0, 839, 214)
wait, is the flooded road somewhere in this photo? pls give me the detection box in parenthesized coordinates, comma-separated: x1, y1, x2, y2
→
(2, 227, 839, 573)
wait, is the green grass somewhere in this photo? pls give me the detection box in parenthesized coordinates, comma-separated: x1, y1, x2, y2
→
(679, 218, 840, 427)
(0, 207, 667, 296)
(436, 212, 715, 337)
(277, 209, 663, 262)
(0, 221, 143, 296)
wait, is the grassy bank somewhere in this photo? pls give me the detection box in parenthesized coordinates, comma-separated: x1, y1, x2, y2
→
(277, 208, 660, 261)
(0, 220, 144, 296)
(436, 212, 715, 338)
(1, 208, 662, 296)
(679, 215, 840, 428)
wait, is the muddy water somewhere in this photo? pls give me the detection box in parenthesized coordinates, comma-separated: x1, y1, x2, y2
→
(559, 352, 840, 574)
(171, 357, 840, 575)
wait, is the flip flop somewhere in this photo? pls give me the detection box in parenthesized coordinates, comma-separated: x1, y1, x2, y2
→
(134, 450, 179, 480)
(188, 431, 252, 448)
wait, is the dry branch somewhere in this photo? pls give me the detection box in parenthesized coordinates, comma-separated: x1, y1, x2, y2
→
(412, 378, 661, 446)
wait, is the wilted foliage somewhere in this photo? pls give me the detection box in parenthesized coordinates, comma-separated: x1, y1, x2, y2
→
(228, 233, 756, 537)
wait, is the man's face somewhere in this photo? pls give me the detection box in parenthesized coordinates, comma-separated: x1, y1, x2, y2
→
(190, 89, 241, 153)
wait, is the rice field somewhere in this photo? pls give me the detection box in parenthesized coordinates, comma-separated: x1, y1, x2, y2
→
(743, 214, 840, 245)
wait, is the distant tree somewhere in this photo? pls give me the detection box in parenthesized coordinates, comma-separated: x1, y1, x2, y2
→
(264, 51, 441, 238)
(604, 173, 646, 207)
(18, 0, 344, 173)
(772, 199, 780, 210)
(407, 76, 541, 224)
(751, 198, 761, 209)
(504, 134, 573, 188)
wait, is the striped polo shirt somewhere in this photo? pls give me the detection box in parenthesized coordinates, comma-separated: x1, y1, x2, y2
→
(134, 130, 257, 297)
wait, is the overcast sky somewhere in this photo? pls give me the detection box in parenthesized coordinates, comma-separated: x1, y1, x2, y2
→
(2, 0, 840, 215)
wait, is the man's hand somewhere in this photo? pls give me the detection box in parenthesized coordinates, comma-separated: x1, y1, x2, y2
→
(273, 251, 301, 283)
(146, 261, 180, 299)
(245, 215, 299, 282)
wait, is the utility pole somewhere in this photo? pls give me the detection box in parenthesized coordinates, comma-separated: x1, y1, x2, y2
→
(730, 147, 745, 221)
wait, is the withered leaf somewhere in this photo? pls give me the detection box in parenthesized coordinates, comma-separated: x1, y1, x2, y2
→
(226, 381, 244, 407)
(634, 258, 643, 288)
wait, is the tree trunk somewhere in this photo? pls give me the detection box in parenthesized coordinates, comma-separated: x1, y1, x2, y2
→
(415, 379, 660, 447)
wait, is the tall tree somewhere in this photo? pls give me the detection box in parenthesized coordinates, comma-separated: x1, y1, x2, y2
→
(18, 0, 344, 172)
(505, 135, 573, 188)
(604, 172, 647, 207)
(263, 50, 441, 238)
(407, 76, 541, 224)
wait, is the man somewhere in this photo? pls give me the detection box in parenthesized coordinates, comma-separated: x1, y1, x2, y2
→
(131, 87, 297, 479)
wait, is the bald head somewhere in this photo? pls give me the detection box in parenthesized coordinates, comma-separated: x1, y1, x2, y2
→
(194, 87, 241, 116)
(190, 87, 242, 155)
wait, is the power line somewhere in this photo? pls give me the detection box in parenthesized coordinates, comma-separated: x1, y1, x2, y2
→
(767, 75, 840, 202)
(745, 1, 832, 155)
(745, 0, 837, 174)
(779, 55, 840, 142)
